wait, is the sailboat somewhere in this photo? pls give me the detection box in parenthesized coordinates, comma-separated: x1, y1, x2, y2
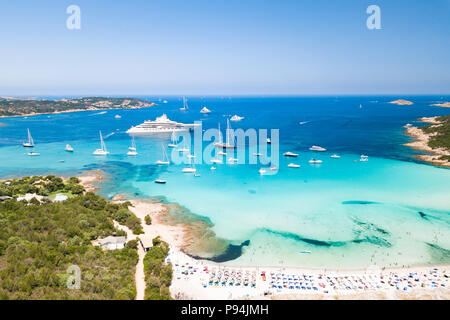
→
(156, 144, 170, 164)
(177, 139, 190, 153)
(214, 120, 235, 149)
(168, 131, 178, 148)
(182, 157, 196, 173)
(65, 144, 74, 152)
(23, 129, 35, 147)
(93, 131, 109, 155)
(179, 97, 189, 111)
(127, 137, 138, 156)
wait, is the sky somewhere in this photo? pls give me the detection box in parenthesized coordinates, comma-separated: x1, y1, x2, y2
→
(0, 0, 449, 96)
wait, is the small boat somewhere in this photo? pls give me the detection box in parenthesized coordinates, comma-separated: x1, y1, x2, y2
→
(360, 155, 369, 162)
(187, 154, 196, 159)
(299, 121, 309, 125)
(200, 107, 212, 114)
(177, 139, 190, 153)
(58, 160, 65, 162)
(168, 131, 178, 148)
(211, 158, 223, 164)
(330, 154, 340, 158)
(300, 250, 312, 254)
(214, 121, 235, 149)
(156, 144, 170, 164)
(267, 138, 271, 144)
(218, 151, 227, 156)
(23, 129, 35, 147)
(93, 131, 110, 155)
(155, 179, 167, 184)
(127, 137, 138, 156)
(309, 159, 323, 164)
(288, 163, 300, 168)
(309, 146, 326, 152)
(182, 157, 196, 173)
(259, 169, 267, 175)
(230, 115, 244, 122)
(228, 158, 239, 163)
(27, 152, 40, 156)
(194, 173, 201, 177)
(283, 152, 299, 157)
(179, 96, 189, 111)
(253, 153, 263, 157)
(210, 166, 217, 171)
(115, 115, 122, 119)
(405, 123, 413, 127)
(65, 144, 74, 152)
(270, 166, 278, 171)
(163, 100, 168, 104)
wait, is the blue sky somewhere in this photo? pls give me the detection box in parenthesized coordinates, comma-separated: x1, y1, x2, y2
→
(0, 0, 449, 95)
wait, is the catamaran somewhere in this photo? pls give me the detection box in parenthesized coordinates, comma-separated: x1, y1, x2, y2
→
(215, 120, 235, 149)
(156, 144, 170, 164)
(200, 107, 211, 114)
(168, 131, 178, 148)
(179, 97, 189, 111)
(93, 131, 109, 155)
(127, 137, 138, 156)
(65, 144, 74, 152)
(23, 129, 35, 147)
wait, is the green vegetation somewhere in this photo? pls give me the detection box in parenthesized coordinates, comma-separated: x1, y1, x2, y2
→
(143, 238, 172, 300)
(422, 115, 450, 152)
(0, 176, 139, 300)
(145, 215, 152, 225)
(0, 97, 155, 117)
(109, 203, 144, 235)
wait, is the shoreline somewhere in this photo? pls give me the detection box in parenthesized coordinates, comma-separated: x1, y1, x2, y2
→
(77, 171, 450, 300)
(404, 117, 450, 168)
(0, 105, 157, 119)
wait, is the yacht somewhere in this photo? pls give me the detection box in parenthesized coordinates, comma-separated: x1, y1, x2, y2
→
(126, 137, 138, 156)
(309, 159, 323, 164)
(270, 166, 278, 171)
(360, 155, 369, 162)
(330, 154, 340, 158)
(253, 153, 263, 157)
(228, 158, 239, 163)
(405, 123, 413, 127)
(214, 120, 235, 149)
(200, 107, 212, 114)
(283, 152, 299, 157)
(309, 146, 327, 152)
(126, 114, 199, 134)
(93, 131, 109, 155)
(182, 158, 196, 173)
(218, 151, 227, 156)
(168, 131, 178, 148)
(23, 129, 35, 147)
(210, 166, 217, 171)
(156, 144, 170, 164)
(230, 115, 244, 122)
(65, 144, 74, 152)
(179, 97, 189, 111)
(288, 163, 300, 168)
(115, 115, 122, 119)
(154, 179, 167, 184)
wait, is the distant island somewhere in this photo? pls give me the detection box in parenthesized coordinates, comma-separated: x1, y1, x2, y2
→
(0, 97, 156, 117)
(405, 115, 450, 167)
(389, 99, 414, 106)
(430, 102, 450, 108)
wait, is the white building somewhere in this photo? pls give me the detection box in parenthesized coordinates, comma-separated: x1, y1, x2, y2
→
(93, 236, 126, 250)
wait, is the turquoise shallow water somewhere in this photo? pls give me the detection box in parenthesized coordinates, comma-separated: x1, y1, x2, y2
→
(0, 96, 449, 269)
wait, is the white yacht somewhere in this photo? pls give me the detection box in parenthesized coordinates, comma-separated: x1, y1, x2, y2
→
(211, 159, 223, 164)
(270, 166, 278, 171)
(200, 107, 211, 114)
(330, 154, 340, 158)
(168, 131, 178, 148)
(405, 123, 413, 127)
(179, 97, 189, 111)
(210, 166, 217, 171)
(288, 163, 300, 168)
(126, 114, 198, 134)
(156, 144, 170, 165)
(283, 152, 299, 157)
(309, 145, 327, 152)
(230, 115, 244, 122)
(214, 120, 235, 149)
(360, 155, 369, 162)
(155, 179, 167, 184)
(127, 137, 138, 156)
(309, 159, 323, 164)
(27, 152, 40, 156)
(23, 129, 35, 148)
(182, 158, 196, 173)
(115, 115, 122, 119)
(93, 131, 109, 155)
(65, 144, 74, 152)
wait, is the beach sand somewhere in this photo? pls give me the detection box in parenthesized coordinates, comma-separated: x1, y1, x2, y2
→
(78, 171, 450, 300)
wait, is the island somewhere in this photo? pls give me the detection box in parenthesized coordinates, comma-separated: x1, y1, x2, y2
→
(405, 115, 450, 167)
(0, 97, 156, 117)
(430, 102, 450, 108)
(388, 99, 414, 106)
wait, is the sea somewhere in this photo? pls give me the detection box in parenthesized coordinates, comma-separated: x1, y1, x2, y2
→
(1, 95, 449, 269)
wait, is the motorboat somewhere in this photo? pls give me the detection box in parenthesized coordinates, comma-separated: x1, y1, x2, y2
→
(309, 159, 323, 164)
(200, 107, 212, 114)
(259, 169, 267, 175)
(126, 114, 199, 134)
(154, 179, 167, 184)
(330, 154, 340, 158)
(230, 115, 244, 122)
(288, 163, 300, 168)
(283, 152, 299, 157)
(65, 144, 74, 152)
(309, 146, 326, 152)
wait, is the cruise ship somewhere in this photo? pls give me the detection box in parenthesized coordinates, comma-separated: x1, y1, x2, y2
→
(126, 114, 199, 134)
